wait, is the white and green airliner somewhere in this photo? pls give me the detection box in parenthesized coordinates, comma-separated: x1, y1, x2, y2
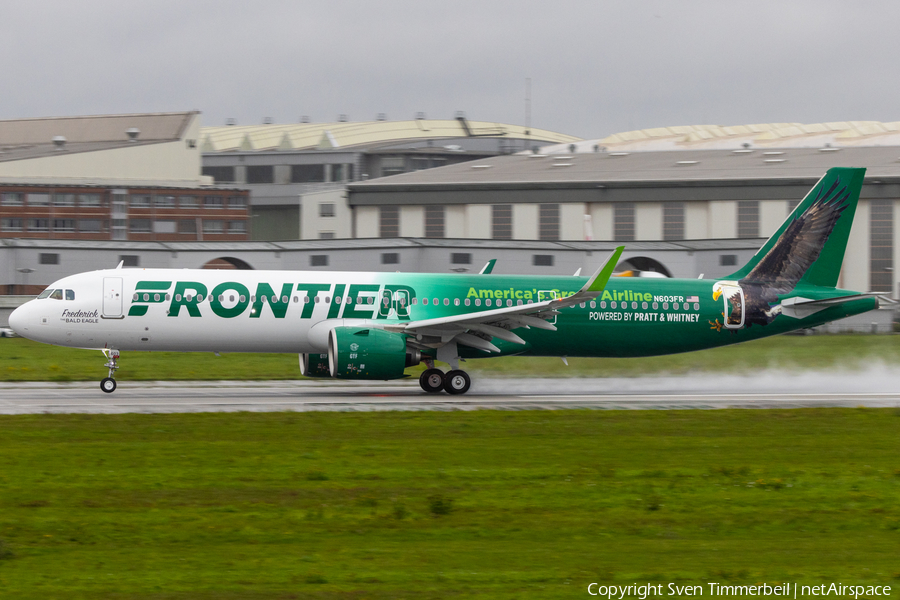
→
(9, 167, 879, 394)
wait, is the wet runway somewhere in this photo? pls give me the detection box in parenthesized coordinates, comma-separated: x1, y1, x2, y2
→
(1, 371, 899, 414)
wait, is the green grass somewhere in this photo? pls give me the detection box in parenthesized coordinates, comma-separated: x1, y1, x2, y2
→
(1, 409, 899, 598)
(3, 334, 900, 381)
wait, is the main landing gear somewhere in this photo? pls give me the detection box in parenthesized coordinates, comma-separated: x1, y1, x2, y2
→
(100, 349, 120, 393)
(418, 367, 472, 395)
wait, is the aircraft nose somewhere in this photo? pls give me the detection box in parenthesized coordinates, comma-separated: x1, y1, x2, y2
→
(8, 303, 29, 335)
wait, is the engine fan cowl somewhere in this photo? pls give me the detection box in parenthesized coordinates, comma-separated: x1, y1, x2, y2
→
(327, 326, 419, 380)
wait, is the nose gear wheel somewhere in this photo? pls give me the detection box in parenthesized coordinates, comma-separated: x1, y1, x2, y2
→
(100, 349, 120, 394)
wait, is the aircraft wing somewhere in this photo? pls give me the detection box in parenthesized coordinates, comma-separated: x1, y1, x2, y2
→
(385, 246, 624, 353)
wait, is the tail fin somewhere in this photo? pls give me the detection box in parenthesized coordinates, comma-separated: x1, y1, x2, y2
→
(727, 167, 865, 288)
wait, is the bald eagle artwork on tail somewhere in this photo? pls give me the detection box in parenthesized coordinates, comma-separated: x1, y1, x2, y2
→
(711, 174, 853, 332)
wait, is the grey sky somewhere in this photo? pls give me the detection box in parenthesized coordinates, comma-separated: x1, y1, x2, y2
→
(3, 1, 899, 139)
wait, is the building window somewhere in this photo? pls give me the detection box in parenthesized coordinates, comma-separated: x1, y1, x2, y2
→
(381, 157, 405, 177)
(130, 194, 151, 208)
(1, 218, 23, 231)
(27, 193, 50, 206)
(78, 193, 102, 207)
(52, 219, 75, 232)
(0, 192, 23, 206)
(787, 199, 801, 214)
(492, 204, 512, 240)
(614, 203, 635, 241)
(204, 196, 224, 209)
(539, 204, 560, 241)
(119, 255, 139, 267)
(381, 252, 400, 265)
(737, 200, 759, 238)
(331, 164, 353, 182)
(129, 219, 151, 233)
(155, 195, 176, 207)
(719, 254, 737, 267)
(246, 165, 274, 184)
(203, 220, 224, 234)
(51, 193, 75, 206)
(153, 220, 177, 234)
(201, 166, 235, 183)
(380, 206, 399, 237)
(870, 199, 893, 293)
(178, 220, 197, 234)
(663, 202, 685, 241)
(310, 255, 329, 267)
(291, 164, 325, 183)
(28, 219, 49, 231)
(319, 203, 336, 218)
(179, 196, 199, 208)
(78, 219, 103, 233)
(39, 253, 59, 265)
(319, 231, 335, 239)
(228, 196, 246, 209)
(533, 254, 554, 267)
(425, 205, 445, 238)
(228, 221, 246, 234)
(451, 253, 471, 265)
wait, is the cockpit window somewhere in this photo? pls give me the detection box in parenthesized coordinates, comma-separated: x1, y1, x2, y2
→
(49, 289, 63, 300)
(37, 288, 53, 299)
(65, 289, 75, 301)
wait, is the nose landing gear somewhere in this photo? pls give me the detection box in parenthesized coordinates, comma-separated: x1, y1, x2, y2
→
(100, 349, 120, 393)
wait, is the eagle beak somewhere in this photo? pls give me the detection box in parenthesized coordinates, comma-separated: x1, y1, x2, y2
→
(712, 289, 722, 301)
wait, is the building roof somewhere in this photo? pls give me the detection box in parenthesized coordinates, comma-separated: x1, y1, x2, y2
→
(0, 236, 763, 253)
(348, 145, 900, 191)
(0, 112, 198, 163)
(537, 121, 900, 153)
(200, 119, 581, 153)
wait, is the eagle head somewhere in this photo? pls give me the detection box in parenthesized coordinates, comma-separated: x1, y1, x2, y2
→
(712, 281, 739, 302)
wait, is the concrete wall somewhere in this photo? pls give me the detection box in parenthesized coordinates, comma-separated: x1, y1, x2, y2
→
(466, 205, 491, 239)
(300, 189, 352, 240)
(399, 206, 424, 237)
(684, 202, 709, 240)
(560, 203, 586, 240)
(587, 203, 613, 241)
(356, 206, 379, 238)
(635, 203, 662, 241)
(513, 204, 538, 240)
(708, 201, 737, 238)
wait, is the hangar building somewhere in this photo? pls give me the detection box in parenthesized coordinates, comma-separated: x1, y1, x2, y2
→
(346, 122, 900, 297)
(200, 115, 580, 240)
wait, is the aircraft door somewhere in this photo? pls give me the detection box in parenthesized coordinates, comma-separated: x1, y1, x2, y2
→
(719, 284, 745, 329)
(102, 277, 124, 318)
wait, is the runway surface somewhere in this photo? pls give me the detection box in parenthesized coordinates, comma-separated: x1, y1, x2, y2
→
(1, 371, 899, 414)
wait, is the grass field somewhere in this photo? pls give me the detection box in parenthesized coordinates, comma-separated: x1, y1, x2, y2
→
(2, 334, 900, 381)
(0, 409, 898, 598)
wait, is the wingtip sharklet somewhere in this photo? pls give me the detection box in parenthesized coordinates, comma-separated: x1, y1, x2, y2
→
(583, 246, 624, 294)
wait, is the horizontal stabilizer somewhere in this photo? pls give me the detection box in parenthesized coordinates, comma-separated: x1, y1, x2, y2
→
(781, 294, 881, 319)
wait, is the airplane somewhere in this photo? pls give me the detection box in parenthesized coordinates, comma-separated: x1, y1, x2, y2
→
(8, 167, 879, 395)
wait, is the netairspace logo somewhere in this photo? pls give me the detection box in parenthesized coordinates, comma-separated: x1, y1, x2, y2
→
(586, 583, 893, 599)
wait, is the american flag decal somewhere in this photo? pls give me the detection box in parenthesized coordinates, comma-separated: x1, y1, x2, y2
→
(686, 295, 699, 303)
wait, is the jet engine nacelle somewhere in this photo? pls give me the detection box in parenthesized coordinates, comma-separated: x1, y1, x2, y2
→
(299, 353, 331, 377)
(327, 326, 420, 380)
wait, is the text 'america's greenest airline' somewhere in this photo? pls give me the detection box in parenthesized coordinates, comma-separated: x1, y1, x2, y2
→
(9, 168, 879, 394)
